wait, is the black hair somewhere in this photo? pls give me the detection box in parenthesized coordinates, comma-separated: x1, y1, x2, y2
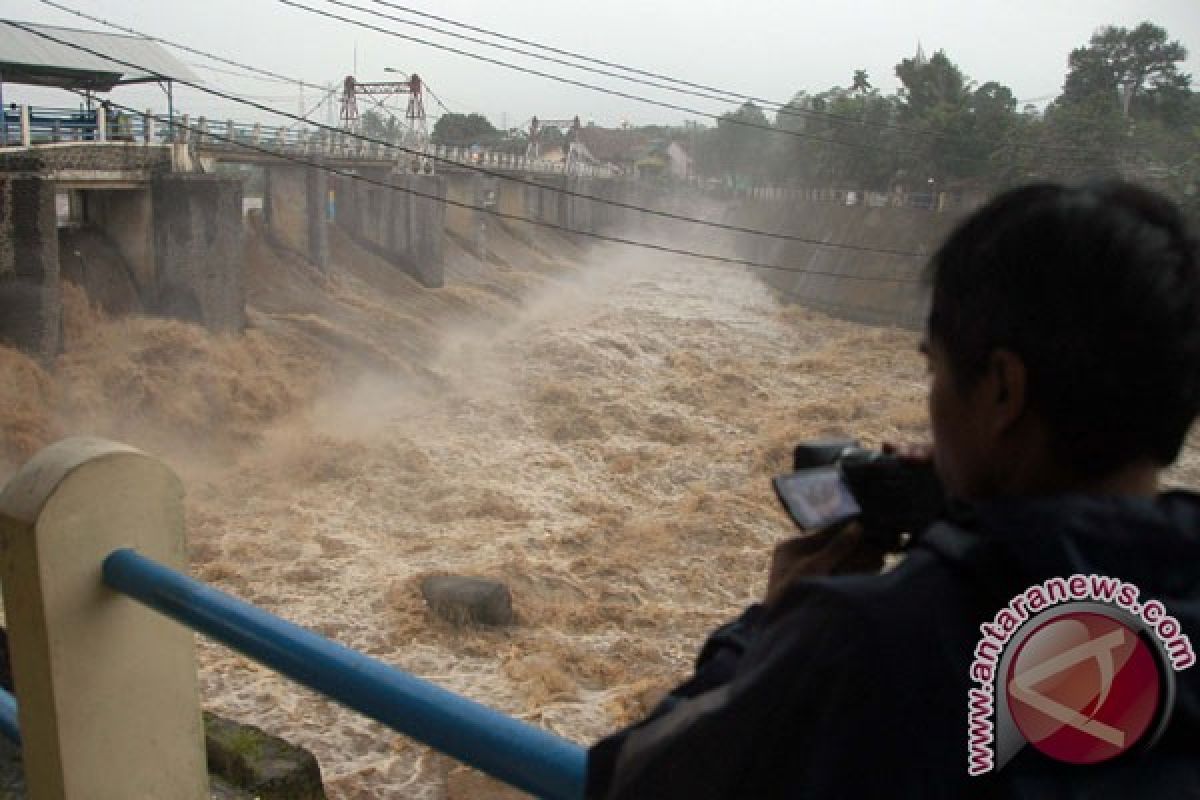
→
(927, 181, 1200, 477)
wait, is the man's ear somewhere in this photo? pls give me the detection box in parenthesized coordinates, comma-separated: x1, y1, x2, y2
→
(985, 348, 1028, 435)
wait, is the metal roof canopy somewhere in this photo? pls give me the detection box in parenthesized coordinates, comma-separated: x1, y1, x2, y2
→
(0, 20, 197, 91)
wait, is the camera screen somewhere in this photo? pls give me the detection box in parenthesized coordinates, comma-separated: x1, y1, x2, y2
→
(772, 468, 862, 530)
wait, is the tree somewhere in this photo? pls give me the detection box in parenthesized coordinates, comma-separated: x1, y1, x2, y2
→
(894, 50, 985, 183)
(851, 70, 872, 94)
(361, 110, 401, 142)
(1061, 22, 1190, 119)
(895, 50, 972, 122)
(431, 112, 498, 145)
(701, 102, 773, 187)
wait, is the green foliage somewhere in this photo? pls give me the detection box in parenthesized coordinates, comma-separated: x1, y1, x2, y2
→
(360, 110, 401, 142)
(695, 102, 773, 187)
(684, 20, 1197, 220)
(431, 112, 498, 145)
(1061, 23, 1190, 120)
(896, 50, 972, 122)
(779, 89, 903, 188)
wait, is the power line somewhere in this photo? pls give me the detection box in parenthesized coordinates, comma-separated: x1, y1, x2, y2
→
(36, 0, 1100, 171)
(187, 61, 297, 85)
(296, 0, 1103, 163)
(277, 0, 956, 162)
(337, 0, 777, 114)
(60, 84, 921, 286)
(36, 0, 331, 94)
(423, 83, 453, 114)
(9, 13, 932, 257)
(351, 0, 1049, 153)
(337, 0, 996, 151)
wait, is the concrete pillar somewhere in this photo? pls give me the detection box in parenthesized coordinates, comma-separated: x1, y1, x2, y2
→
(264, 164, 330, 271)
(0, 437, 208, 800)
(538, 175, 568, 227)
(307, 165, 330, 270)
(565, 177, 595, 235)
(0, 175, 61, 360)
(151, 174, 245, 331)
(443, 172, 479, 241)
(88, 188, 155, 306)
(397, 173, 445, 288)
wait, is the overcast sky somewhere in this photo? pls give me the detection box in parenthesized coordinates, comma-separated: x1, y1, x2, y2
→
(4, 0, 1199, 132)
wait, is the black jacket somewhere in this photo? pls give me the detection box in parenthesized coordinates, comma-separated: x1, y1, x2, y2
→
(588, 492, 1200, 798)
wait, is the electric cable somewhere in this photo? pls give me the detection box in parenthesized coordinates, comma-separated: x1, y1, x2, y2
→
(37, 0, 1105, 170)
(63, 86, 924, 286)
(335, 0, 989, 150)
(349, 0, 1083, 155)
(423, 83, 453, 114)
(277, 0, 963, 162)
(293, 0, 1105, 164)
(36, 0, 332, 93)
(187, 62, 297, 85)
(6, 17, 936, 257)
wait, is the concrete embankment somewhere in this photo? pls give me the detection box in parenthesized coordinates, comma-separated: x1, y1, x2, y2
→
(728, 198, 966, 330)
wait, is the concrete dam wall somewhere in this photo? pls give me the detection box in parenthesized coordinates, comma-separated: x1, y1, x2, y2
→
(1, 142, 970, 363)
(729, 198, 966, 330)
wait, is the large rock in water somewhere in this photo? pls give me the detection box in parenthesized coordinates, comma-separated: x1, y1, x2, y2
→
(0, 712, 324, 800)
(421, 576, 515, 626)
(204, 712, 327, 800)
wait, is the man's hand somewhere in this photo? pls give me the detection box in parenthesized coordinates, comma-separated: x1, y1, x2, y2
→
(882, 441, 934, 463)
(765, 522, 886, 606)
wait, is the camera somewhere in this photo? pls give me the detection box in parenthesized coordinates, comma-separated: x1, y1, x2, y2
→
(772, 438, 946, 552)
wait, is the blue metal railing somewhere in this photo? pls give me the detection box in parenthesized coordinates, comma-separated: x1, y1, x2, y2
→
(0, 105, 155, 145)
(102, 548, 586, 800)
(0, 689, 19, 746)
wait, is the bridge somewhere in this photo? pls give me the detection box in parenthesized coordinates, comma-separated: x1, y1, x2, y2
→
(0, 103, 617, 176)
(0, 100, 635, 365)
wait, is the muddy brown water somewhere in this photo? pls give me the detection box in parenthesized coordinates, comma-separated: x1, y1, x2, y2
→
(0, 225, 1194, 798)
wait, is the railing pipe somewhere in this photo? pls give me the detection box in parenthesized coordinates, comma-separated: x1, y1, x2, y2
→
(0, 689, 19, 746)
(103, 548, 587, 800)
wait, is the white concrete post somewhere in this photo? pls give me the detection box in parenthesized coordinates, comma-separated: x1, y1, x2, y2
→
(96, 108, 107, 142)
(0, 438, 208, 800)
(20, 105, 30, 147)
(251, 123, 261, 145)
(143, 109, 153, 144)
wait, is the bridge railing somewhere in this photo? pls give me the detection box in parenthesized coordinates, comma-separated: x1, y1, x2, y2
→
(0, 438, 586, 799)
(0, 105, 169, 147)
(0, 104, 618, 177)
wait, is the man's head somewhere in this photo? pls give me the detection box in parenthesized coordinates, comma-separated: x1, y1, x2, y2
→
(924, 182, 1200, 501)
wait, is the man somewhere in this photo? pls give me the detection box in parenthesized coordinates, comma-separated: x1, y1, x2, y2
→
(588, 182, 1200, 798)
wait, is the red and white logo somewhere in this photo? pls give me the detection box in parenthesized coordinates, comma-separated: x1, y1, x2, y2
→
(1006, 611, 1162, 764)
(966, 575, 1193, 775)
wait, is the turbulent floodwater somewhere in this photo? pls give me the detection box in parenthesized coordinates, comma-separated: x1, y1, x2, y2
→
(189, 237, 943, 798)
(1, 219, 1196, 799)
